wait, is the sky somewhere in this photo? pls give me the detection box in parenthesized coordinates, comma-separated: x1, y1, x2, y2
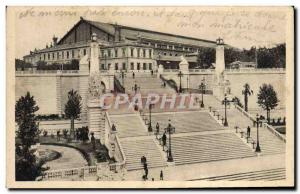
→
(8, 6, 290, 59)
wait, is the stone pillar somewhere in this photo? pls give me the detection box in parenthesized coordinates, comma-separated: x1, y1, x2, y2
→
(157, 64, 164, 78)
(87, 99, 106, 142)
(90, 33, 100, 74)
(215, 38, 225, 84)
(108, 62, 115, 91)
(55, 75, 62, 115)
(79, 76, 89, 121)
(179, 56, 189, 89)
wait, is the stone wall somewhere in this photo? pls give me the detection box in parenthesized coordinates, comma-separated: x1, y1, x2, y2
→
(225, 71, 286, 110)
(15, 73, 89, 115)
(16, 76, 58, 114)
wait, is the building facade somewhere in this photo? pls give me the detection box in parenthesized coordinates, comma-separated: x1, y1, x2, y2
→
(23, 17, 217, 71)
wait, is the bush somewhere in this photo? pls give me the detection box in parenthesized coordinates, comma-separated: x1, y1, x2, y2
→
(36, 114, 62, 121)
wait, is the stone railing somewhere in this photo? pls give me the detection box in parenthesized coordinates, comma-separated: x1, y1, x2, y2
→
(225, 68, 285, 74)
(234, 104, 286, 143)
(39, 165, 97, 181)
(16, 70, 89, 75)
(39, 161, 126, 181)
(163, 69, 179, 73)
(234, 104, 256, 122)
(263, 122, 286, 143)
(189, 69, 215, 73)
(105, 112, 126, 170)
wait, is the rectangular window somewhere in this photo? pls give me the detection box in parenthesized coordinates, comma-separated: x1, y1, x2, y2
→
(115, 49, 118, 58)
(131, 48, 134, 57)
(122, 63, 126, 70)
(149, 63, 152, 70)
(143, 63, 147, 70)
(143, 49, 146, 58)
(115, 63, 118, 70)
(130, 62, 134, 70)
(48, 53, 50, 60)
(101, 50, 104, 57)
(52, 53, 54, 60)
(72, 50, 74, 58)
(149, 50, 152, 58)
(108, 49, 111, 57)
(62, 51, 64, 59)
(137, 48, 140, 58)
(67, 51, 69, 59)
(137, 63, 140, 70)
(83, 49, 86, 56)
(57, 52, 59, 59)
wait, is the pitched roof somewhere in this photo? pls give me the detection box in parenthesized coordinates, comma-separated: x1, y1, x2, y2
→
(58, 18, 217, 48)
(84, 19, 115, 35)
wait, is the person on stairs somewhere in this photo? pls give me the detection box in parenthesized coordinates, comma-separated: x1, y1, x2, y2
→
(155, 122, 160, 139)
(160, 170, 164, 180)
(247, 126, 251, 138)
(162, 132, 167, 151)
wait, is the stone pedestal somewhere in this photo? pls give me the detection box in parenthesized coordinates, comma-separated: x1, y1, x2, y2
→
(87, 99, 105, 143)
(213, 84, 225, 101)
(157, 64, 164, 78)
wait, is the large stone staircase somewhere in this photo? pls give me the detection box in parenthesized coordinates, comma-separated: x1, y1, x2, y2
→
(119, 73, 175, 95)
(109, 114, 147, 138)
(151, 111, 224, 134)
(205, 95, 286, 156)
(171, 133, 257, 166)
(190, 168, 286, 181)
(120, 138, 167, 171)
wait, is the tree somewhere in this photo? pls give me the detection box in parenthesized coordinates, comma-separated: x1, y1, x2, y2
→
(15, 92, 42, 181)
(196, 47, 215, 69)
(64, 89, 82, 138)
(242, 83, 253, 112)
(257, 84, 279, 123)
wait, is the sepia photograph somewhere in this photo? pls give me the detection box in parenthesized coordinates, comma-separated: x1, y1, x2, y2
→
(5, 6, 294, 188)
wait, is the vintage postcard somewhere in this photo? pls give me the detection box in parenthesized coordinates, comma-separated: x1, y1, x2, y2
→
(6, 6, 294, 188)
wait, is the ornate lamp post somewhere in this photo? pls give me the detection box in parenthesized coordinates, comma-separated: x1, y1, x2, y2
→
(178, 71, 183, 93)
(165, 119, 175, 162)
(148, 103, 154, 132)
(199, 78, 206, 108)
(255, 114, 261, 152)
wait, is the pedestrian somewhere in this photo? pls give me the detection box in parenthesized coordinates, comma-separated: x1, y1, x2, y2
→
(160, 170, 164, 180)
(151, 70, 154, 76)
(163, 82, 166, 88)
(142, 175, 146, 181)
(141, 156, 144, 164)
(57, 130, 60, 141)
(162, 132, 167, 151)
(143, 162, 148, 170)
(112, 124, 116, 131)
(156, 122, 160, 138)
(247, 126, 251, 138)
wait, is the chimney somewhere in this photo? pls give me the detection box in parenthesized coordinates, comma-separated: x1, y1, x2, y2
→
(53, 35, 58, 46)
